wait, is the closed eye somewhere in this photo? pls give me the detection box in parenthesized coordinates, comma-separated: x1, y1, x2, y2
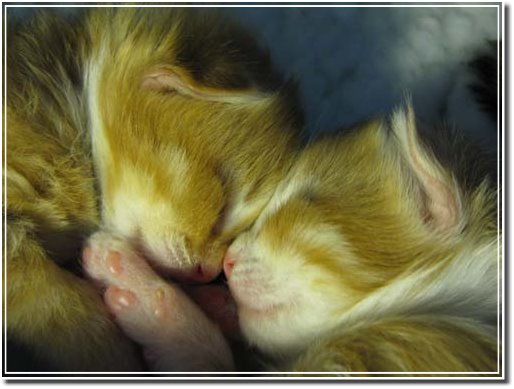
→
(210, 201, 228, 237)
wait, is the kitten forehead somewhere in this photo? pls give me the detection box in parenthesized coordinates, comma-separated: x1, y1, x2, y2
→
(253, 174, 316, 232)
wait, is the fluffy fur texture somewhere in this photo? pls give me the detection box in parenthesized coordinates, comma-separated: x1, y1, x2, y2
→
(225, 103, 499, 374)
(75, 100, 499, 374)
(6, 8, 304, 371)
(85, 8, 304, 280)
(5, 6, 500, 374)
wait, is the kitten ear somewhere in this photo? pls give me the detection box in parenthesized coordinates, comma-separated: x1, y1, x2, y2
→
(141, 11, 281, 104)
(142, 65, 269, 104)
(390, 101, 463, 234)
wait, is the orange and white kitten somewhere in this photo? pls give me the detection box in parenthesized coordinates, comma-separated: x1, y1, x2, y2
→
(6, 7, 303, 371)
(83, 103, 498, 374)
(85, 8, 304, 282)
(225, 103, 499, 373)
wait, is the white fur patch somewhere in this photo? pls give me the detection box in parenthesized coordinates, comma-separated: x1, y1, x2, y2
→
(85, 45, 110, 192)
(338, 241, 498, 327)
(229, 216, 359, 357)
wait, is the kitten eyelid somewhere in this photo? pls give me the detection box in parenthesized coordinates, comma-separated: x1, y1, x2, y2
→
(210, 202, 228, 237)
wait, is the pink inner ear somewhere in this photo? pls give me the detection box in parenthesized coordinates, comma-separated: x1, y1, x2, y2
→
(141, 74, 169, 91)
(141, 67, 268, 104)
(142, 70, 192, 95)
(419, 171, 461, 233)
(393, 103, 462, 234)
(407, 129, 461, 234)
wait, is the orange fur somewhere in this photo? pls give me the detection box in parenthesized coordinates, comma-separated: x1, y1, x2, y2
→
(86, 8, 304, 279)
(226, 106, 499, 374)
(6, 8, 304, 370)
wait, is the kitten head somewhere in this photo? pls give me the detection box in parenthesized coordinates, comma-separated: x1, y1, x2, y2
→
(224, 198, 363, 357)
(88, 9, 303, 282)
(224, 104, 488, 356)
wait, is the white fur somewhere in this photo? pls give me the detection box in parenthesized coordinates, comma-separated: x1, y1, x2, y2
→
(340, 241, 498, 327)
(228, 199, 361, 356)
(228, 127, 498, 360)
(232, 223, 498, 360)
(85, 46, 109, 199)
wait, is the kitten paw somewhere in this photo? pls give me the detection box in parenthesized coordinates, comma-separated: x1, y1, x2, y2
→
(82, 231, 234, 371)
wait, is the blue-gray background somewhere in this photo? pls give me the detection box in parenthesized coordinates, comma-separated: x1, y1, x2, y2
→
(8, 5, 499, 148)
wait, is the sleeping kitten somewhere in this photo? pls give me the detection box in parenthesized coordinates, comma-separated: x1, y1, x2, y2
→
(85, 8, 304, 282)
(85, 102, 499, 373)
(224, 102, 499, 373)
(6, 7, 303, 371)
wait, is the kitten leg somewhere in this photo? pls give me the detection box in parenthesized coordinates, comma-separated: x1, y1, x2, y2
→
(84, 232, 234, 372)
(6, 222, 142, 372)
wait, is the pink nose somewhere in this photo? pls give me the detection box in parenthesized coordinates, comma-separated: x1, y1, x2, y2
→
(164, 263, 221, 284)
(189, 264, 220, 283)
(223, 255, 236, 279)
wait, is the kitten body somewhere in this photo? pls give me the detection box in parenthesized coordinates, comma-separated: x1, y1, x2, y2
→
(6, 8, 303, 371)
(225, 105, 499, 373)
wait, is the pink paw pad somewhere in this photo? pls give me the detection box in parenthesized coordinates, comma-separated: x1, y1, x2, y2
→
(81, 231, 233, 371)
(107, 251, 123, 275)
(82, 231, 156, 288)
(152, 287, 169, 319)
(105, 286, 137, 311)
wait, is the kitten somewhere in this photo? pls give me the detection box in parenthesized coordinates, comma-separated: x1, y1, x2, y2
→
(6, 7, 303, 371)
(224, 102, 499, 373)
(87, 102, 499, 373)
